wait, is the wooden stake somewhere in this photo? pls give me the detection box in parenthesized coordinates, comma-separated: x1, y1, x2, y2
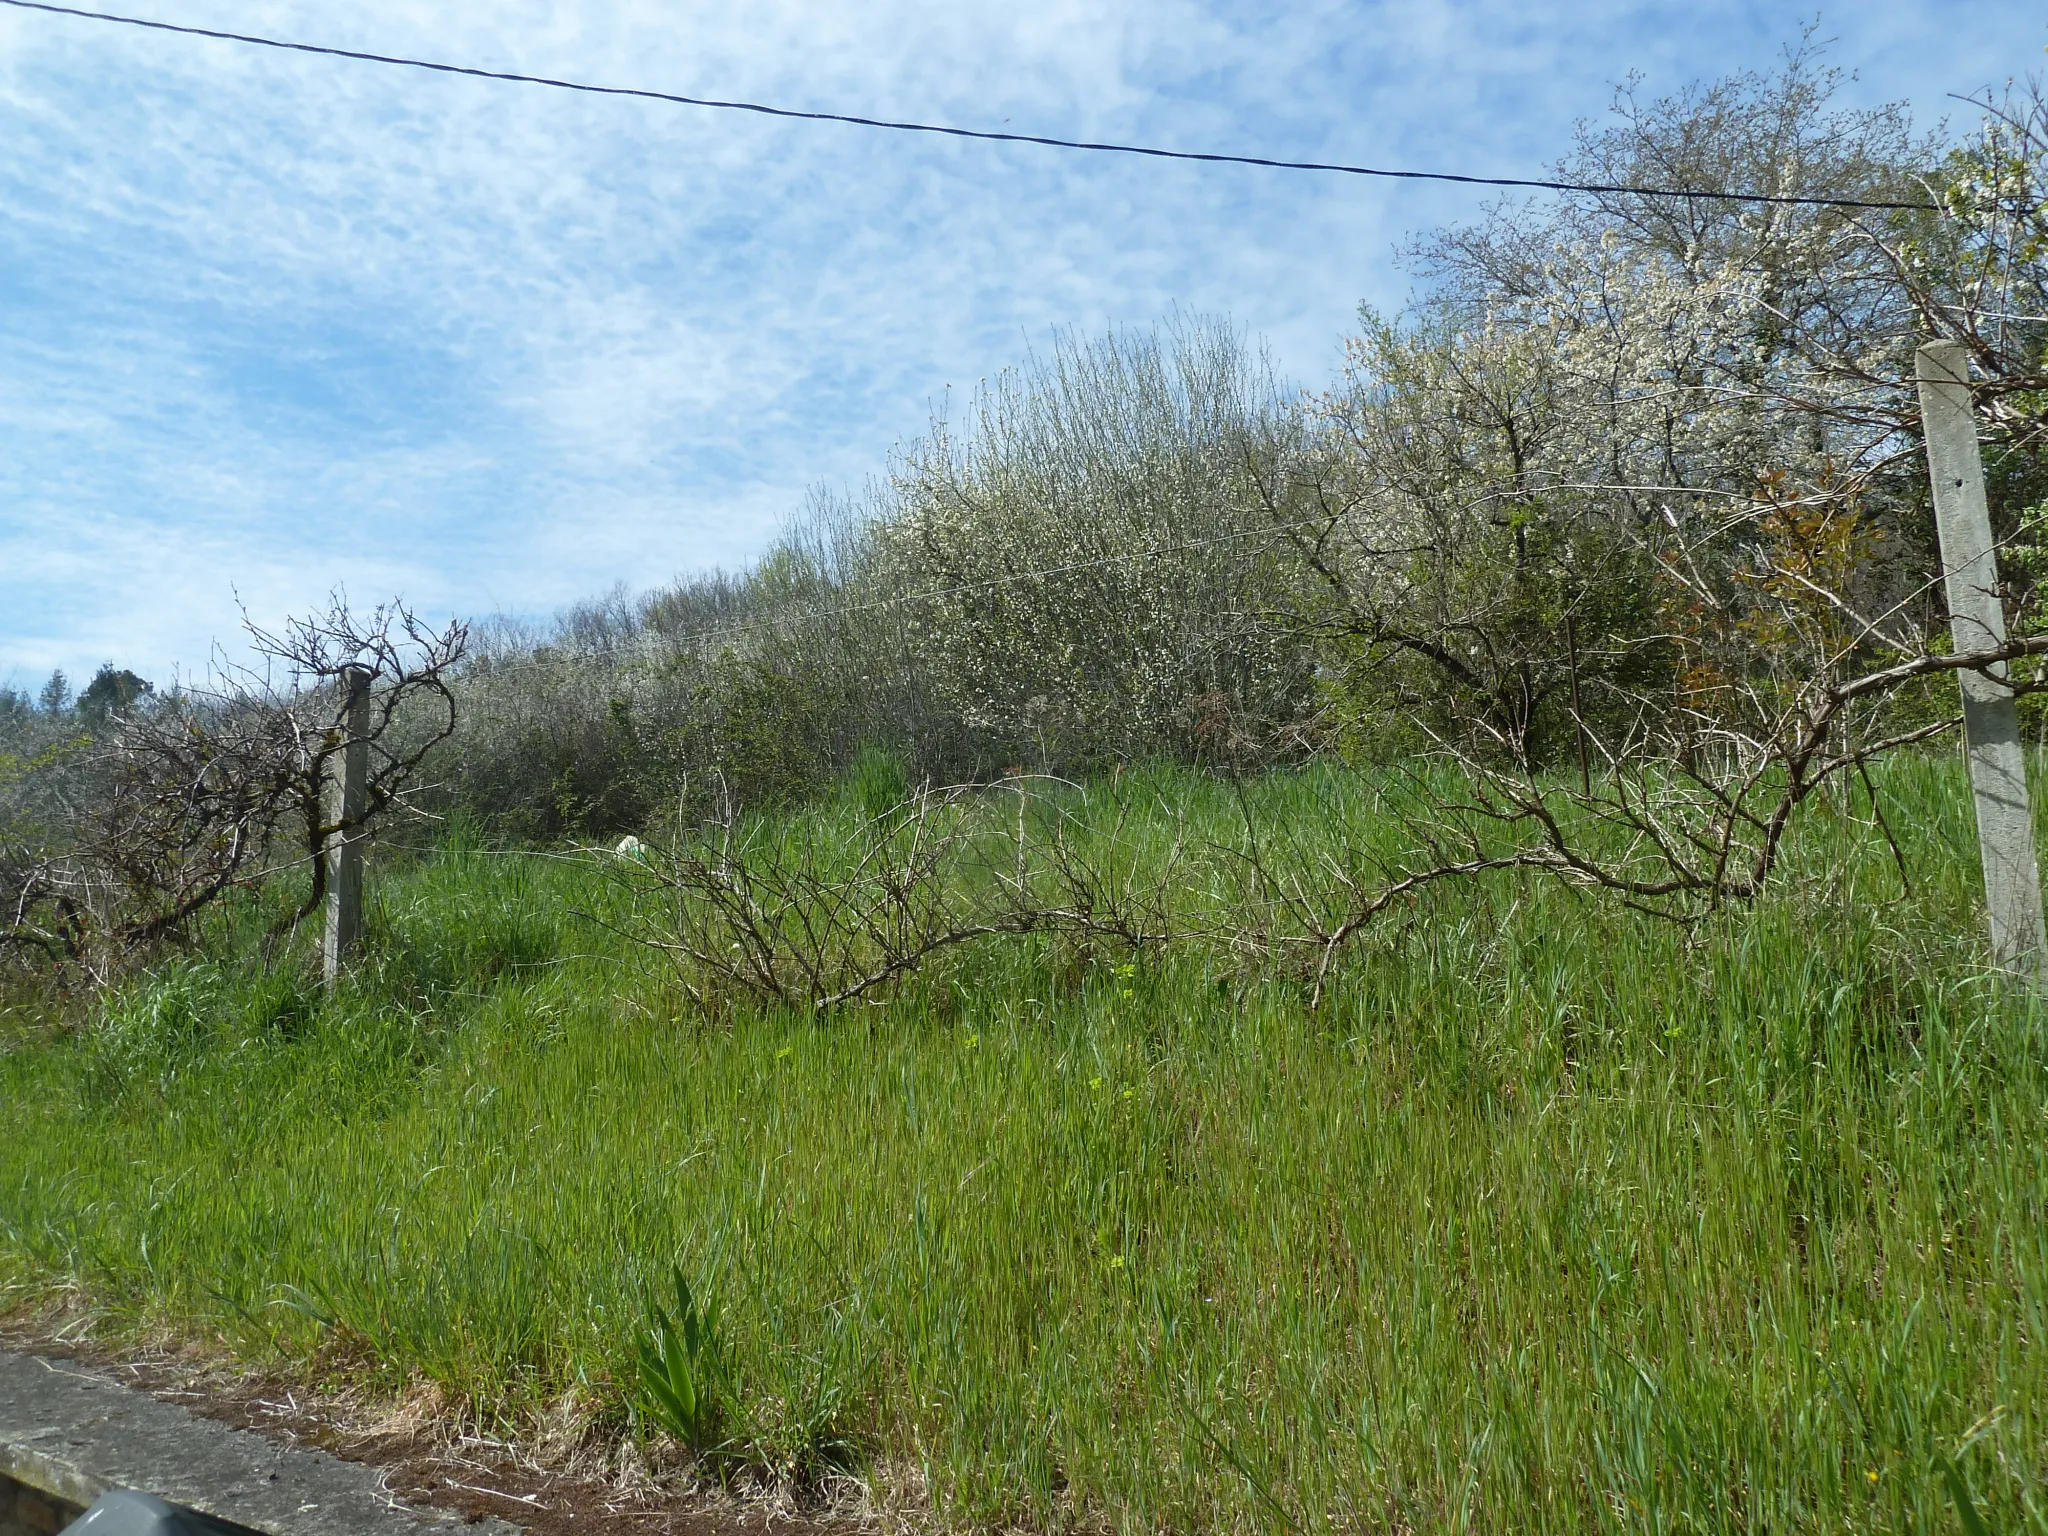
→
(1915, 340, 2047, 979)
(1565, 611, 1590, 796)
(323, 665, 370, 985)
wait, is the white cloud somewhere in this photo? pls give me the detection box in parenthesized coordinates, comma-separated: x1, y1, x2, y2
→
(1, 0, 2043, 683)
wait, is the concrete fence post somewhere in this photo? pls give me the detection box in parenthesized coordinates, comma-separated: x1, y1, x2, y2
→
(323, 665, 371, 985)
(1915, 339, 2047, 979)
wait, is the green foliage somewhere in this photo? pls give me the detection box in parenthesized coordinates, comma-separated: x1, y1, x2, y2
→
(634, 1265, 729, 1459)
(688, 657, 835, 814)
(3, 758, 2048, 1531)
(1937, 1456, 1993, 1536)
(75, 665, 152, 725)
(85, 959, 224, 1092)
(839, 744, 909, 827)
(84, 960, 320, 1099)
(77, 953, 463, 1123)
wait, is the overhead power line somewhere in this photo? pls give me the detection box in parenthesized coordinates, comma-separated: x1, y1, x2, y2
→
(2, 0, 1941, 213)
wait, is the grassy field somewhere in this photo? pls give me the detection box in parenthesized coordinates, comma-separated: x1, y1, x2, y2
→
(1, 758, 2045, 1532)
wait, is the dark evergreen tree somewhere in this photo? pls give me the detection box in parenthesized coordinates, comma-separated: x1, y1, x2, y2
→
(76, 664, 152, 724)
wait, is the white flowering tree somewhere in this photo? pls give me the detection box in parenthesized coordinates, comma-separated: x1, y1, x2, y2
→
(876, 318, 1316, 769)
(1259, 56, 2048, 918)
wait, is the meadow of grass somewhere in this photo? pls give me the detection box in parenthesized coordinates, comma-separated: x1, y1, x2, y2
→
(1, 756, 2046, 1533)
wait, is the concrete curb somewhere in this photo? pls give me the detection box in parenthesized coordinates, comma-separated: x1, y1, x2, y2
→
(0, 1351, 522, 1535)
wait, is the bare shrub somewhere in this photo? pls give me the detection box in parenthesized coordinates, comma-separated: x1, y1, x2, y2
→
(606, 777, 1185, 1011)
(0, 598, 465, 979)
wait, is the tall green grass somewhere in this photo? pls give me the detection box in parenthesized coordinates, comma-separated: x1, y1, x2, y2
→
(2, 757, 2045, 1532)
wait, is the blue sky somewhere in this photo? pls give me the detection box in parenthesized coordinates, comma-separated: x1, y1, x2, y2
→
(2, 0, 2043, 689)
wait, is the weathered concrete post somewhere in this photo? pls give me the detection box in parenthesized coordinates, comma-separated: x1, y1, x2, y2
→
(323, 665, 371, 985)
(1915, 339, 2047, 978)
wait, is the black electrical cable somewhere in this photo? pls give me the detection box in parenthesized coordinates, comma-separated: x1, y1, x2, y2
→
(0, 0, 1943, 212)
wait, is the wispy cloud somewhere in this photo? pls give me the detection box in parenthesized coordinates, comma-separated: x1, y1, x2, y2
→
(2, 0, 2042, 686)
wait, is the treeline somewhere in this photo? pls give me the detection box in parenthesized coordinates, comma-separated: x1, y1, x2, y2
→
(441, 317, 1311, 838)
(422, 54, 2048, 840)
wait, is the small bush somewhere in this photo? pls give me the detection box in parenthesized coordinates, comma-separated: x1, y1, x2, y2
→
(635, 1265, 731, 1463)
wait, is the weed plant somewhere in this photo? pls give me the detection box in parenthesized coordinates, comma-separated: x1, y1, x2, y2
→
(1, 756, 2045, 1532)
